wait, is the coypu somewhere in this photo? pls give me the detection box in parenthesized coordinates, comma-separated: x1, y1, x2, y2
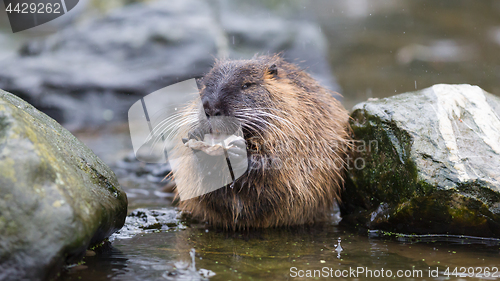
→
(172, 55, 350, 229)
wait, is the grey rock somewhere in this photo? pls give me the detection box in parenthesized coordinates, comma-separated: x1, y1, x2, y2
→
(342, 84, 500, 237)
(0, 90, 127, 281)
(0, 0, 337, 129)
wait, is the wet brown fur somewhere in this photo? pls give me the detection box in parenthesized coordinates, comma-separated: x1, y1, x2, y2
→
(173, 55, 350, 230)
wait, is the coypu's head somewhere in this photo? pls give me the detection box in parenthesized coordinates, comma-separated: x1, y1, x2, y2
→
(195, 56, 281, 140)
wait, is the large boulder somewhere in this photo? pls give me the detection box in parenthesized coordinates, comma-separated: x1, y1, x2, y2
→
(342, 84, 500, 237)
(0, 90, 127, 281)
(0, 0, 337, 130)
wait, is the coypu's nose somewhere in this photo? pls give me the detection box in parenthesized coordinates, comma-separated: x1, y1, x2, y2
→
(203, 100, 222, 118)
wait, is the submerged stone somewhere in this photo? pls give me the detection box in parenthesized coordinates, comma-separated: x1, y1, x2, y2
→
(342, 84, 500, 237)
(0, 90, 127, 281)
(110, 208, 183, 240)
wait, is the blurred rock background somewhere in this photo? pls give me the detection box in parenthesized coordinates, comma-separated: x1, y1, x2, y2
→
(0, 0, 337, 130)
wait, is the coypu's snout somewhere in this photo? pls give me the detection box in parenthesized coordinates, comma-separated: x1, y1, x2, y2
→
(200, 95, 240, 136)
(202, 98, 223, 118)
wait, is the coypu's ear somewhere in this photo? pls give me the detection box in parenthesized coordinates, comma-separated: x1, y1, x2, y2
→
(267, 64, 278, 77)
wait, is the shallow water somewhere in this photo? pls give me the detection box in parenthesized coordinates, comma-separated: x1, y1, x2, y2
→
(61, 1, 500, 280)
(59, 204, 500, 281)
(58, 127, 500, 280)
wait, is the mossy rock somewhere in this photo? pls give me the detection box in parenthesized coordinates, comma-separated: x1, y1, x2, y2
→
(0, 90, 127, 281)
(342, 84, 500, 237)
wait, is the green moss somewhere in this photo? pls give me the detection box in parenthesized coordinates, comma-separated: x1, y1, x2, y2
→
(416, 180, 434, 197)
(455, 181, 500, 208)
(0, 216, 5, 230)
(77, 157, 119, 197)
(89, 239, 108, 251)
(368, 191, 500, 237)
(0, 158, 17, 183)
(348, 108, 422, 209)
(0, 114, 9, 142)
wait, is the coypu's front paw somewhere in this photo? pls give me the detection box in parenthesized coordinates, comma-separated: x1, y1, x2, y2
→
(227, 138, 248, 172)
(227, 138, 246, 158)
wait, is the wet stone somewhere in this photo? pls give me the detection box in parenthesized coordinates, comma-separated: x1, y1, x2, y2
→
(0, 90, 128, 281)
(110, 208, 184, 240)
(342, 84, 500, 237)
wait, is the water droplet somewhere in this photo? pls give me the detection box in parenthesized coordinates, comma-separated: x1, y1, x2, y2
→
(335, 237, 343, 259)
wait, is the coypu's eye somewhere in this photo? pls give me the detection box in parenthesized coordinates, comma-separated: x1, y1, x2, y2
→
(241, 82, 254, 90)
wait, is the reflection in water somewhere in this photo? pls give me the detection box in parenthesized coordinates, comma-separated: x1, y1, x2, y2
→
(58, 214, 500, 280)
(60, 243, 129, 281)
(61, 233, 216, 281)
(370, 230, 500, 246)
